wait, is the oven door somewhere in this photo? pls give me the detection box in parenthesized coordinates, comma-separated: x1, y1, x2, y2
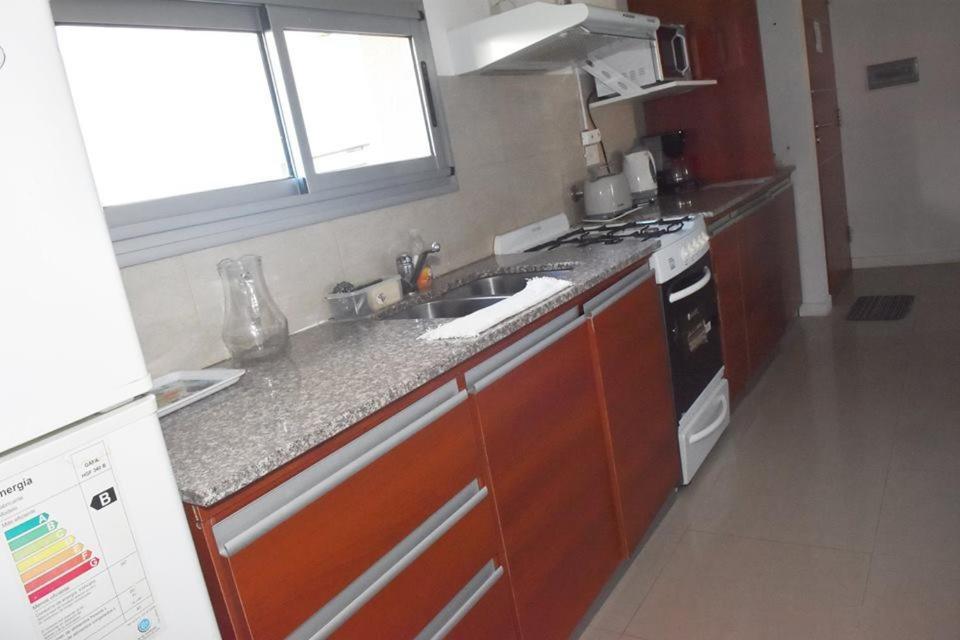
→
(661, 253, 724, 418)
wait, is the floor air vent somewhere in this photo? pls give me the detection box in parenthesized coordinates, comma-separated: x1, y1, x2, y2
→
(847, 295, 915, 321)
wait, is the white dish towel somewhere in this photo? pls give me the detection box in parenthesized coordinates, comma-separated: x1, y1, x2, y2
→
(419, 277, 573, 341)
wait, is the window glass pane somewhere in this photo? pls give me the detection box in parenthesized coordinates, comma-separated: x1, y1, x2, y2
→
(56, 26, 290, 206)
(284, 30, 433, 174)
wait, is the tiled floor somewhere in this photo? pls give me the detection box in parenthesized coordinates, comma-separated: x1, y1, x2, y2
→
(581, 265, 960, 640)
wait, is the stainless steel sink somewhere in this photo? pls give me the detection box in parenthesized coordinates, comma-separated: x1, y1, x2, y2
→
(385, 296, 507, 320)
(441, 271, 571, 299)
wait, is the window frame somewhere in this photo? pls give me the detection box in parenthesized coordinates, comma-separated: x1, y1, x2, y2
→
(51, 0, 456, 267)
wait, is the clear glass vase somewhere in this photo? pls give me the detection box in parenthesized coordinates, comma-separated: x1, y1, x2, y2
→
(218, 255, 289, 365)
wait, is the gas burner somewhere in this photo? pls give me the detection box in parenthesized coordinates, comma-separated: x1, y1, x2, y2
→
(525, 216, 692, 252)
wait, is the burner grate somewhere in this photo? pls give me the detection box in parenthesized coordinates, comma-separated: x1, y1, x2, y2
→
(525, 217, 691, 252)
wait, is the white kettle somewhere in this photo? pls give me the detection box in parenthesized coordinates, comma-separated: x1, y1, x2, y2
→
(623, 148, 658, 205)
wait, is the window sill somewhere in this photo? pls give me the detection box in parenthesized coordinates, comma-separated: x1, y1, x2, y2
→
(110, 173, 457, 267)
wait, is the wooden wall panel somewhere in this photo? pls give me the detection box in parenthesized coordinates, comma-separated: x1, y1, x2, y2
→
(629, 0, 776, 183)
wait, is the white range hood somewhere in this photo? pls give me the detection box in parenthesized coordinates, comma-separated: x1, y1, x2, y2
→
(447, 2, 660, 75)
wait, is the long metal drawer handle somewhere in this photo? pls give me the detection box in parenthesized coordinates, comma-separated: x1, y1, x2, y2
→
(290, 482, 489, 640)
(464, 307, 579, 388)
(688, 394, 729, 444)
(583, 265, 652, 316)
(668, 267, 712, 304)
(469, 316, 588, 393)
(214, 383, 465, 557)
(586, 271, 653, 318)
(415, 562, 505, 640)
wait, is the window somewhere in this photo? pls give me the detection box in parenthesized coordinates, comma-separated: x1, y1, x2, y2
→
(284, 31, 432, 174)
(51, 0, 454, 266)
(56, 26, 291, 206)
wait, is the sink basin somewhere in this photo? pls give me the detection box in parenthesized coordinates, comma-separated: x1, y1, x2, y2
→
(442, 271, 570, 299)
(385, 296, 507, 320)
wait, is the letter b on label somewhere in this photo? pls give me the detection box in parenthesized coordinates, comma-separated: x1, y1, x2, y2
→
(90, 487, 118, 511)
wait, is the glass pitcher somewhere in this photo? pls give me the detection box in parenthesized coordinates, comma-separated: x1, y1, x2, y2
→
(218, 255, 289, 364)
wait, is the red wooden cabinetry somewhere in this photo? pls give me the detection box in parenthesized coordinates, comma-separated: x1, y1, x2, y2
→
(628, 0, 776, 183)
(188, 382, 516, 640)
(740, 195, 787, 372)
(709, 224, 749, 402)
(329, 500, 503, 639)
(586, 271, 680, 551)
(711, 184, 800, 392)
(469, 317, 623, 640)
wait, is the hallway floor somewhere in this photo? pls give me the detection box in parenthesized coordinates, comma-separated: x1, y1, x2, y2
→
(581, 265, 960, 639)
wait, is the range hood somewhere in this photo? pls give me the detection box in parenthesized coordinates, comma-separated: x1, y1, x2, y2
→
(447, 2, 660, 75)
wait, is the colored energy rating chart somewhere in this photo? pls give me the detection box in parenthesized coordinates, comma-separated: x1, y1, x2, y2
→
(0, 440, 160, 640)
(6, 512, 100, 604)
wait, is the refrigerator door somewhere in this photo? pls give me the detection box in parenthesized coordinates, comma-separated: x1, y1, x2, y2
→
(0, 396, 220, 639)
(0, 0, 151, 453)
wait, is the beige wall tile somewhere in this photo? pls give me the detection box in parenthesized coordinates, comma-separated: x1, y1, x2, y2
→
(120, 257, 223, 375)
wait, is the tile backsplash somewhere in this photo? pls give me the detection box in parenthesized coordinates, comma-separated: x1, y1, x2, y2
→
(120, 73, 643, 376)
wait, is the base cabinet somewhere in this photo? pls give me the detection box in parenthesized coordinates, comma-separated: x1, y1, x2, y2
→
(469, 317, 623, 640)
(711, 183, 801, 396)
(710, 223, 750, 402)
(189, 383, 515, 640)
(586, 271, 680, 551)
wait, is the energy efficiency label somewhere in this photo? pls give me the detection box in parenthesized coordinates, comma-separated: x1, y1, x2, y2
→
(0, 441, 160, 640)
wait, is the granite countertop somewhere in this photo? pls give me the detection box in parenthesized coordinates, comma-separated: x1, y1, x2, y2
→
(160, 171, 792, 507)
(654, 167, 794, 222)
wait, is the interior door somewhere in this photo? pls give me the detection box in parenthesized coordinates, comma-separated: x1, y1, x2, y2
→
(803, 0, 853, 293)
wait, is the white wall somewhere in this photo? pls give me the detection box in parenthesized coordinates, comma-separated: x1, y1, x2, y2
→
(756, 0, 832, 315)
(831, 0, 960, 268)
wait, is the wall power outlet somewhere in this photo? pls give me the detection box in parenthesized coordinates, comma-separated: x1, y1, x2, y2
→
(581, 129, 602, 146)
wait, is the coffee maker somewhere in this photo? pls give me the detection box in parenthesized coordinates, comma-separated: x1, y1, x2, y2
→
(643, 129, 698, 194)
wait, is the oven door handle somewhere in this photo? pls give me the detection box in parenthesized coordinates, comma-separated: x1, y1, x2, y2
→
(688, 394, 729, 444)
(668, 266, 712, 304)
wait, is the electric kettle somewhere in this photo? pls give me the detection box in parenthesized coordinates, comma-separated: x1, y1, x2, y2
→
(623, 148, 658, 205)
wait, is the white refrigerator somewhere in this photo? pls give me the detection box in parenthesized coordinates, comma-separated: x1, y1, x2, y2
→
(0, 1, 221, 638)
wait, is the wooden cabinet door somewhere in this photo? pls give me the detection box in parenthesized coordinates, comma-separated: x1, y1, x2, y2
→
(804, 0, 852, 292)
(710, 223, 750, 402)
(629, 0, 776, 183)
(740, 200, 787, 373)
(774, 186, 802, 323)
(471, 320, 622, 640)
(588, 274, 680, 551)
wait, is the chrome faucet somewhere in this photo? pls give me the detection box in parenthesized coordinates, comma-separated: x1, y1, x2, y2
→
(396, 241, 440, 294)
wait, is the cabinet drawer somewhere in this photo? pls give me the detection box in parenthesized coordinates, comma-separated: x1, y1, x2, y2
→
(439, 573, 517, 640)
(217, 383, 483, 639)
(330, 494, 503, 639)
